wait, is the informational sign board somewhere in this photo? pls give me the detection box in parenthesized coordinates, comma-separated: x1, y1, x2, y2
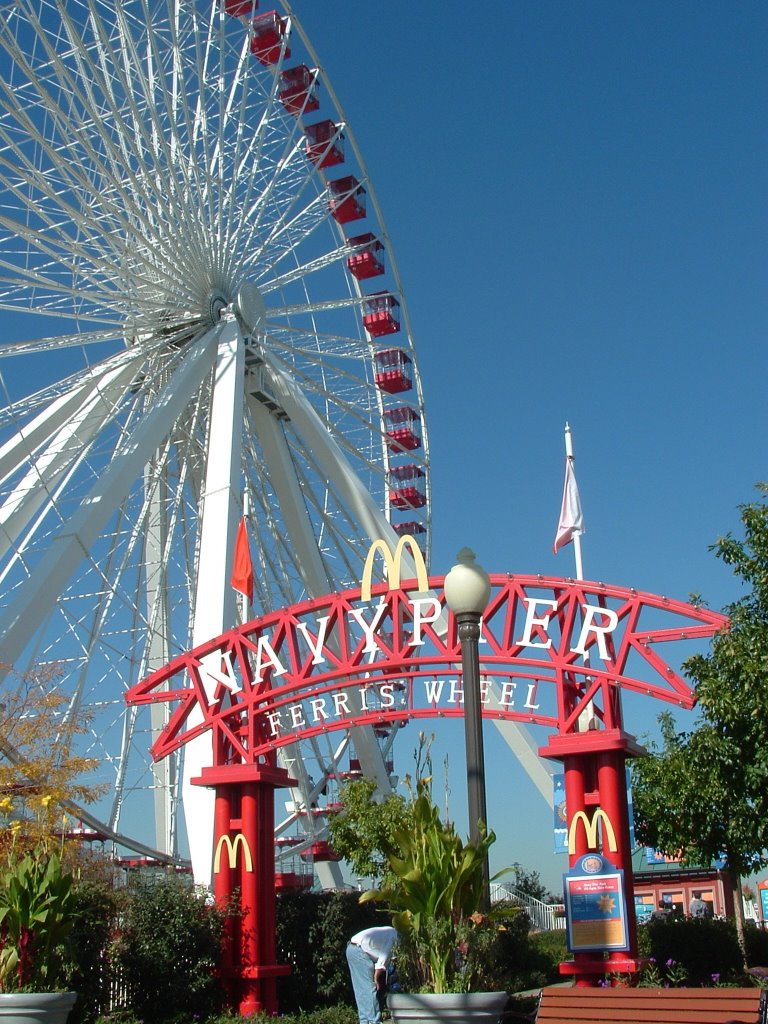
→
(564, 854, 629, 952)
(759, 883, 768, 924)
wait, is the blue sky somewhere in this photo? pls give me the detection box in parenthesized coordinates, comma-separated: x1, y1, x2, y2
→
(296, 1, 768, 891)
(0, 1, 764, 895)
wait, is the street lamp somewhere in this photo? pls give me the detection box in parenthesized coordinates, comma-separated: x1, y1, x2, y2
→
(444, 547, 492, 912)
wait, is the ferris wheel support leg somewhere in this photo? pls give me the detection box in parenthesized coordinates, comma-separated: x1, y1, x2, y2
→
(249, 394, 369, 882)
(144, 463, 176, 856)
(260, 351, 400, 555)
(247, 395, 334, 597)
(257, 354, 407, 790)
(183, 317, 245, 887)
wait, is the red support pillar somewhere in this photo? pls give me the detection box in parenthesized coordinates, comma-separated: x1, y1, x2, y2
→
(596, 749, 640, 975)
(194, 764, 295, 1015)
(540, 729, 645, 986)
(561, 753, 596, 986)
(213, 785, 238, 1008)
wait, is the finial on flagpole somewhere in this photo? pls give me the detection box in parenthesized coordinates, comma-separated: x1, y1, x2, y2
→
(565, 421, 574, 461)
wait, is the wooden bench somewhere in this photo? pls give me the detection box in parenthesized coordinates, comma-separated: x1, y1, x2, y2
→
(535, 985, 766, 1024)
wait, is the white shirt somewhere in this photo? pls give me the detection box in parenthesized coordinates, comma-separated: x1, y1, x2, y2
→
(351, 926, 398, 969)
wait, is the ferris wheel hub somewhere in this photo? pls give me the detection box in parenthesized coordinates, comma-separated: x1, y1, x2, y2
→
(208, 293, 229, 324)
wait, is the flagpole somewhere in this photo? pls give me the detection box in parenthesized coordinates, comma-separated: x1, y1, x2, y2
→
(564, 422, 584, 581)
(241, 492, 250, 624)
(563, 422, 594, 729)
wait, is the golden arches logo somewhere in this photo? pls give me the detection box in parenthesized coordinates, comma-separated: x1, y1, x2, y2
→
(214, 832, 253, 872)
(567, 809, 618, 855)
(361, 535, 429, 602)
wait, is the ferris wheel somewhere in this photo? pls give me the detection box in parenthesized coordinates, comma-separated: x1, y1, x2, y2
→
(0, 0, 430, 883)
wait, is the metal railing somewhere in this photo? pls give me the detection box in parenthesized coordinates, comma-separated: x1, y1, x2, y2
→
(491, 882, 566, 932)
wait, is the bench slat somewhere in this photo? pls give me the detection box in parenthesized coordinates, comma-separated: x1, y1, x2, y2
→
(536, 985, 763, 1024)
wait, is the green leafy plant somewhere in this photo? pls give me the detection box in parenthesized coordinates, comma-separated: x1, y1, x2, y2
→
(0, 845, 78, 992)
(202, 1007, 358, 1024)
(360, 736, 513, 993)
(64, 878, 123, 1024)
(110, 877, 227, 1024)
(327, 777, 411, 886)
(275, 889, 381, 1011)
(632, 486, 768, 948)
(637, 917, 744, 986)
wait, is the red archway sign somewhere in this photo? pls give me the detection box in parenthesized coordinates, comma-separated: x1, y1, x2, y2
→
(127, 540, 727, 1006)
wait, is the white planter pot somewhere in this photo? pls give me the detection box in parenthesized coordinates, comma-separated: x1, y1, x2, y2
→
(388, 991, 508, 1024)
(0, 993, 77, 1024)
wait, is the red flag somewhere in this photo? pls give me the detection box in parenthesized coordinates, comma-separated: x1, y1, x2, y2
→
(553, 458, 585, 554)
(231, 517, 254, 602)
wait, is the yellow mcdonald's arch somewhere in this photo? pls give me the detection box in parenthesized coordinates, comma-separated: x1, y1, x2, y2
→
(214, 832, 254, 873)
(567, 808, 618, 855)
(361, 535, 429, 602)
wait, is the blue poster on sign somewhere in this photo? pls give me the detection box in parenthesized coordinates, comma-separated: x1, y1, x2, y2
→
(554, 770, 635, 854)
(553, 774, 568, 854)
(760, 887, 768, 924)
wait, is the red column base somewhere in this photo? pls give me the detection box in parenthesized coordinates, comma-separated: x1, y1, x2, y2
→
(559, 955, 647, 986)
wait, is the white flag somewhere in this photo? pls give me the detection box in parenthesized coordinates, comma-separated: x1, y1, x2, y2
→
(553, 458, 584, 554)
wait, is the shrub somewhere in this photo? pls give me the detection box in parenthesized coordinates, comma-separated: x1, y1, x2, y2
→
(744, 922, 768, 969)
(276, 890, 380, 1011)
(204, 1008, 357, 1024)
(637, 917, 744, 985)
(462, 908, 558, 993)
(66, 879, 122, 1024)
(111, 877, 226, 1024)
(310, 891, 382, 1005)
(525, 927, 569, 987)
(274, 890, 566, 1006)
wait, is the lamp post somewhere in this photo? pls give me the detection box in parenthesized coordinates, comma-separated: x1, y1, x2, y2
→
(444, 547, 492, 913)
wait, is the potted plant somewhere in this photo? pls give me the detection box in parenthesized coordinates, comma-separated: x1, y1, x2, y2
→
(0, 676, 107, 1024)
(360, 738, 513, 1024)
(0, 836, 79, 1024)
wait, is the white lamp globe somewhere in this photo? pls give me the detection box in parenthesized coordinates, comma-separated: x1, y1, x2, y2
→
(444, 547, 491, 616)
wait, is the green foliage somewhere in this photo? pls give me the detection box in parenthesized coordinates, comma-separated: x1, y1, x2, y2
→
(65, 882, 566, 1021)
(276, 890, 380, 1012)
(631, 487, 768, 942)
(511, 866, 562, 904)
(460, 909, 561, 994)
(743, 922, 768, 968)
(95, 1012, 145, 1024)
(65, 880, 122, 1024)
(327, 777, 412, 885)
(631, 711, 739, 870)
(111, 877, 226, 1024)
(274, 890, 563, 1009)
(0, 846, 78, 992)
(527, 929, 568, 980)
(360, 737, 511, 993)
(310, 891, 381, 1005)
(637, 917, 744, 985)
(202, 1007, 358, 1024)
